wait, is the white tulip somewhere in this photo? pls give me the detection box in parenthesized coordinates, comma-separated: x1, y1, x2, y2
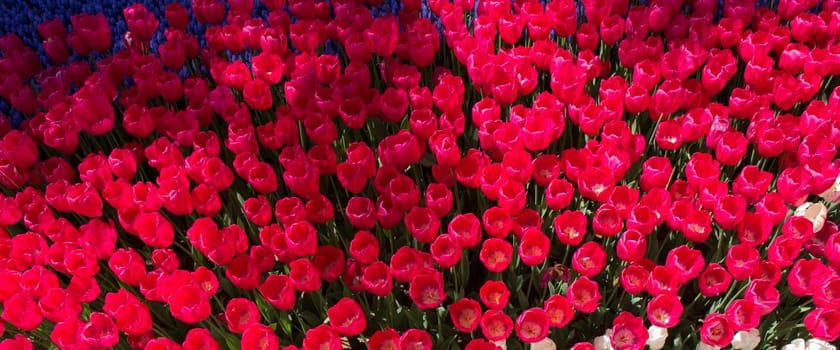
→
(805, 338, 837, 350)
(594, 330, 613, 350)
(531, 338, 556, 350)
(782, 338, 806, 350)
(645, 326, 668, 350)
(731, 328, 760, 350)
(696, 342, 721, 350)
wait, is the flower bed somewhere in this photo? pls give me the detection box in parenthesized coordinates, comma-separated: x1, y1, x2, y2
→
(1, 0, 840, 349)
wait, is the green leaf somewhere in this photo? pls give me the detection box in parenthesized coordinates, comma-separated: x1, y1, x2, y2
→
(301, 310, 323, 327)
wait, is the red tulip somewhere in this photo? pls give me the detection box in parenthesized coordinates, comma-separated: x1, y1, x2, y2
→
(182, 328, 220, 350)
(531, 155, 561, 187)
(380, 87, 409, 123)
(515, 308, 550, 343)
(389, 247, 433, 284)
(497, 180, 526, 214)
(480, 310, 514, 341)
(285, 221, 319, 259)
(498, 13, 526, 45)
(755, 192, 789, 226)
(289, 258, 321, 292)
(713, 194, 747, 230)
(449, 298, 482, 333)
(479, 238, 513, 273)
(342, 260, 365, 294)
(568, 276, 601, 314)
(609, 312, 649, 350)
(67, 275, 101, 304)
(572, 242, 607, 277)
(665, 245, 705, 285)
(259, 274, 296, 311)
(699, 313, 735, 347)
(310, 245, 344, 283)
(713, 131, 747, 166)
(241, 324, 279, 350)
(625, 204, 659, 235)
(547, 0, 577, 37)
(429, 130, 461, 168)
(369, 329, 400, 350)
(408, 270, 445, 309)
(725, 243, 760, 281)
(776, 166, 813, 205)
(375, 195, 403, 230)
(134, 211, 175, 249)
(243, 196, 273, 227)
(805, 308, 840, 342)
(282, 159, 321, 199)
(430, 234, 462, 269)
(518, 229, 550, 266)
(493, 123, 525, 155)
(349, 230, 379, 265)
(328, 298, 367, 336)
(744, 279, 780, 315)
(2, 294, 42, 331)
(729, 166, 770, 205)
(554, 210, 587, 246)
(224, 298, 260, 334)
(676, 206, 710, 243)
(302, 325, 342, 350)
(647, 265, 681, 296)
(399, 329, 433, 350)
(108, 248, 146, 286)
(80, 312, 119, 349)
(646, 294, 683, 329)
(480, 280, 511, 310)
(654, 119, 683, 151)
(616, 229, 647, 262)
(50, 319, 84, 349)
(225, 255, 262, 290)
(67, 14, 111, 55)
(378, 130, 423, 172)
(478, 163, 506, 201)
(592, 204, 623, 237)
(408, 108, 438, 141)
(620, 263, 650, 295)
(400, 207, 438, 244)
(624, 84, 651, 114)
(788, 258, 832, 297)
(362, 262, 392, 297)
(576, 23, 600, 52)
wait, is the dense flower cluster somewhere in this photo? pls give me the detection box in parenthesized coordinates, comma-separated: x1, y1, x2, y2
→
(1, 0, 840, 349)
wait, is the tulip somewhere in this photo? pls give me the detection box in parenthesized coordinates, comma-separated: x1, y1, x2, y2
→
(369, 329, 401, 350)
(700, 313, 735, 347)
(327, 298, 367, 336)
(479, 238, 513, 273)
(241, 324, 279, 350)
(408, 270, 445, 309)
(619, 263, 650, 295)
(259, 274, 296, 311)
(289, 258, 321, 292)
(568, 276, 601, 314)
(515, 308, 551, 343)
(480, 310, 514, 342)
(744, 279, 780, 315)
(449, 298, 482, 333)
(804, 309, 840, 342)
(554, 210, 588, 246)
(302, 325, 342, 350)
